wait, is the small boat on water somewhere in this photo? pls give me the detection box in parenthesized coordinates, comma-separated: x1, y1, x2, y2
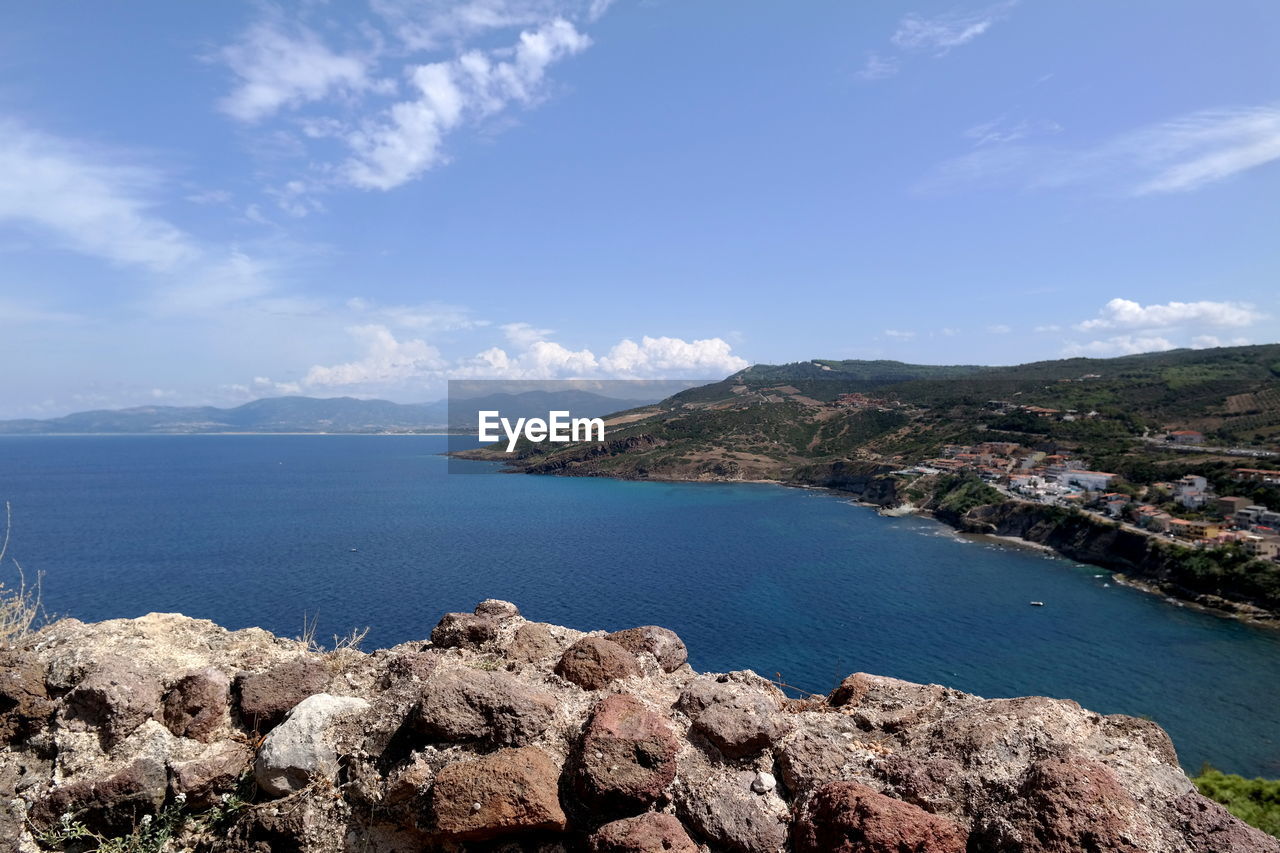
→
(1029, 601, 1045, 606)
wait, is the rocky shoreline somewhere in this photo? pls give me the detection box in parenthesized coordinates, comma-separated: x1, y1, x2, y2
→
(2, 602, 1275, 852)
(459, 449, 1278, 625)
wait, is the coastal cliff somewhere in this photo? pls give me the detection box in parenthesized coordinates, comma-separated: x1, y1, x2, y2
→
(2, 604, 1275, 852)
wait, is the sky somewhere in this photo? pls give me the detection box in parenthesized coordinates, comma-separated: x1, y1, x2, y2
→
(1, 0, 1279, 417)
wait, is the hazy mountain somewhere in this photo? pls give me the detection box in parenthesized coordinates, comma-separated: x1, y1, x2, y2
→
(0, 390, 662, 435)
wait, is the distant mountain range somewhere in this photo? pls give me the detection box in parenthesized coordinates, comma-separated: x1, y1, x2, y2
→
(0, 390, 661, 435)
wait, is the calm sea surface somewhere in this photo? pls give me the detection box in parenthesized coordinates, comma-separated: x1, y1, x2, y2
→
(1, 435, 1277, 776)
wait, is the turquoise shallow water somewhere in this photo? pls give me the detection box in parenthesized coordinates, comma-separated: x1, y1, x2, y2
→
(1, 434, 1277, 776)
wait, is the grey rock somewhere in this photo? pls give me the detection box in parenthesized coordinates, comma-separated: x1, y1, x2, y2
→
(605, 626, 688, 673)
(254, 693, 370, 797)
(412, 667, 556, 747)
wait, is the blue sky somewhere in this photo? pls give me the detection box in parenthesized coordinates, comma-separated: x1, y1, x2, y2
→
(2, 0, 1279, 417)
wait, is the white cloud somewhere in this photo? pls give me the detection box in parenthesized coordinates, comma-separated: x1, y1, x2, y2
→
(1124, 106, 1280, 195)
(347, 297, 486, 332)
(987, 324, 1011, 334)
(1190, 335, 1250, 349)
(343, 18, 590, 189)
(370, 0, 602, 51)
(599, 336, 748, 377)
(890, 2, 1016, 54)
(0, 120, 198, 271)
(296, 327, 748, 389)
(1062, 335, 1176, 357)
(500, 321, 554, 347)
(302, 324, 447, 388)
(218, 20, 376, 123)
(883, 329, 916, 339)
(1077, 298, 1262, 331)
(925, 103, 1280, 196)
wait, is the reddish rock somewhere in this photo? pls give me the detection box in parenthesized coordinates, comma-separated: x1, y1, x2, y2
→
(412, 667, 556, 747)
(606, 626, 688, 673)
(555, 637, 641, 690)
(989, 753, 1141, 853)
(589, 812, 699, 853)
(572, 694, 679, 815)
(430, 746, 567, 841)
(170, 742, 253, 808)
(0, 651, 53, 743)
(794, 781, 968, 853)
(234, 657, 328, 731)
(679, 678, 788, 759)
(1174, 790, 1280, 853)
(63, 660, 163, 747)
(162, 667, 229, 742)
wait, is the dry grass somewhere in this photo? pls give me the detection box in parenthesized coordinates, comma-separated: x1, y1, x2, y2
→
(0, 502, 44, 648)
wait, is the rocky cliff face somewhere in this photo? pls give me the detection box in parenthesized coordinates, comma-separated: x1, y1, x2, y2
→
(1, 604, 1273, 853)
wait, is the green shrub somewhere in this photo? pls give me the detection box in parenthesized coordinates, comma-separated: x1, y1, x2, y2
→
(1194, 767, 1280, 838)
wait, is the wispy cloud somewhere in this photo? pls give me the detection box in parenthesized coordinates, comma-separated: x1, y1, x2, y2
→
(0, 120, 197, 271)
(218, 18, 379, 123)
(1062, 335, 1176, 357)
(924, 103, 1280, 195)
(890, 2, 1018, 55)
(882, 329, 917, 340)
(855, 53, 899, 82)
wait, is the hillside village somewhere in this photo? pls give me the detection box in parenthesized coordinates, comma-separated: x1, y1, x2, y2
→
(904, 441, 1280, 561)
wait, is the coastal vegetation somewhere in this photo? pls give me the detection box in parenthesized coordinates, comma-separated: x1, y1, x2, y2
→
(1194, 767, 1280, 838)
(461, 344, 1280, 618)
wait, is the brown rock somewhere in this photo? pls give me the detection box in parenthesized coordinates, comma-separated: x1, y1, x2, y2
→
(555, 637, 641, 690)
(430, 746, 567, 841)
(507, 622, 570, 664)
(679, 678, 788, 759)
(605, 626, 688, 673)
(474, 599, 521, 619)
(431, 611, 499, 650)
(170, 741, 253, 808)
(0, 650, 54, 743)
(1174, 790, 1280, 853)
(793, 781, 968, 853)
(63, 659, 163, 747)
(777, 727, 859, 796)
(162, 667, 229, 742)
(379, 651, 440, 687)
(572, 694, 679, 815)
(32, 758, 168, 837)
(412, 667, 556, 747)
(234, 657, 328, 731)
(589, 812, 699, 853)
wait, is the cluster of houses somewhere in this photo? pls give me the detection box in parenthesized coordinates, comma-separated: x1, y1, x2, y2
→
(984, 401, 1100, 423)
(907, 445, 1280, 560)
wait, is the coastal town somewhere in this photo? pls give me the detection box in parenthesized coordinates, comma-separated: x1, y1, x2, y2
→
(904, 440, 1280, 561)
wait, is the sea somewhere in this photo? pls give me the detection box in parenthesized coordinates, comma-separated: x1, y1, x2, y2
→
(1, 435, 1277, 777)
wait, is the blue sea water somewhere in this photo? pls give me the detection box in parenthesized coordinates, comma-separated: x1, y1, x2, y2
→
(1, 434, 1277, 777)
